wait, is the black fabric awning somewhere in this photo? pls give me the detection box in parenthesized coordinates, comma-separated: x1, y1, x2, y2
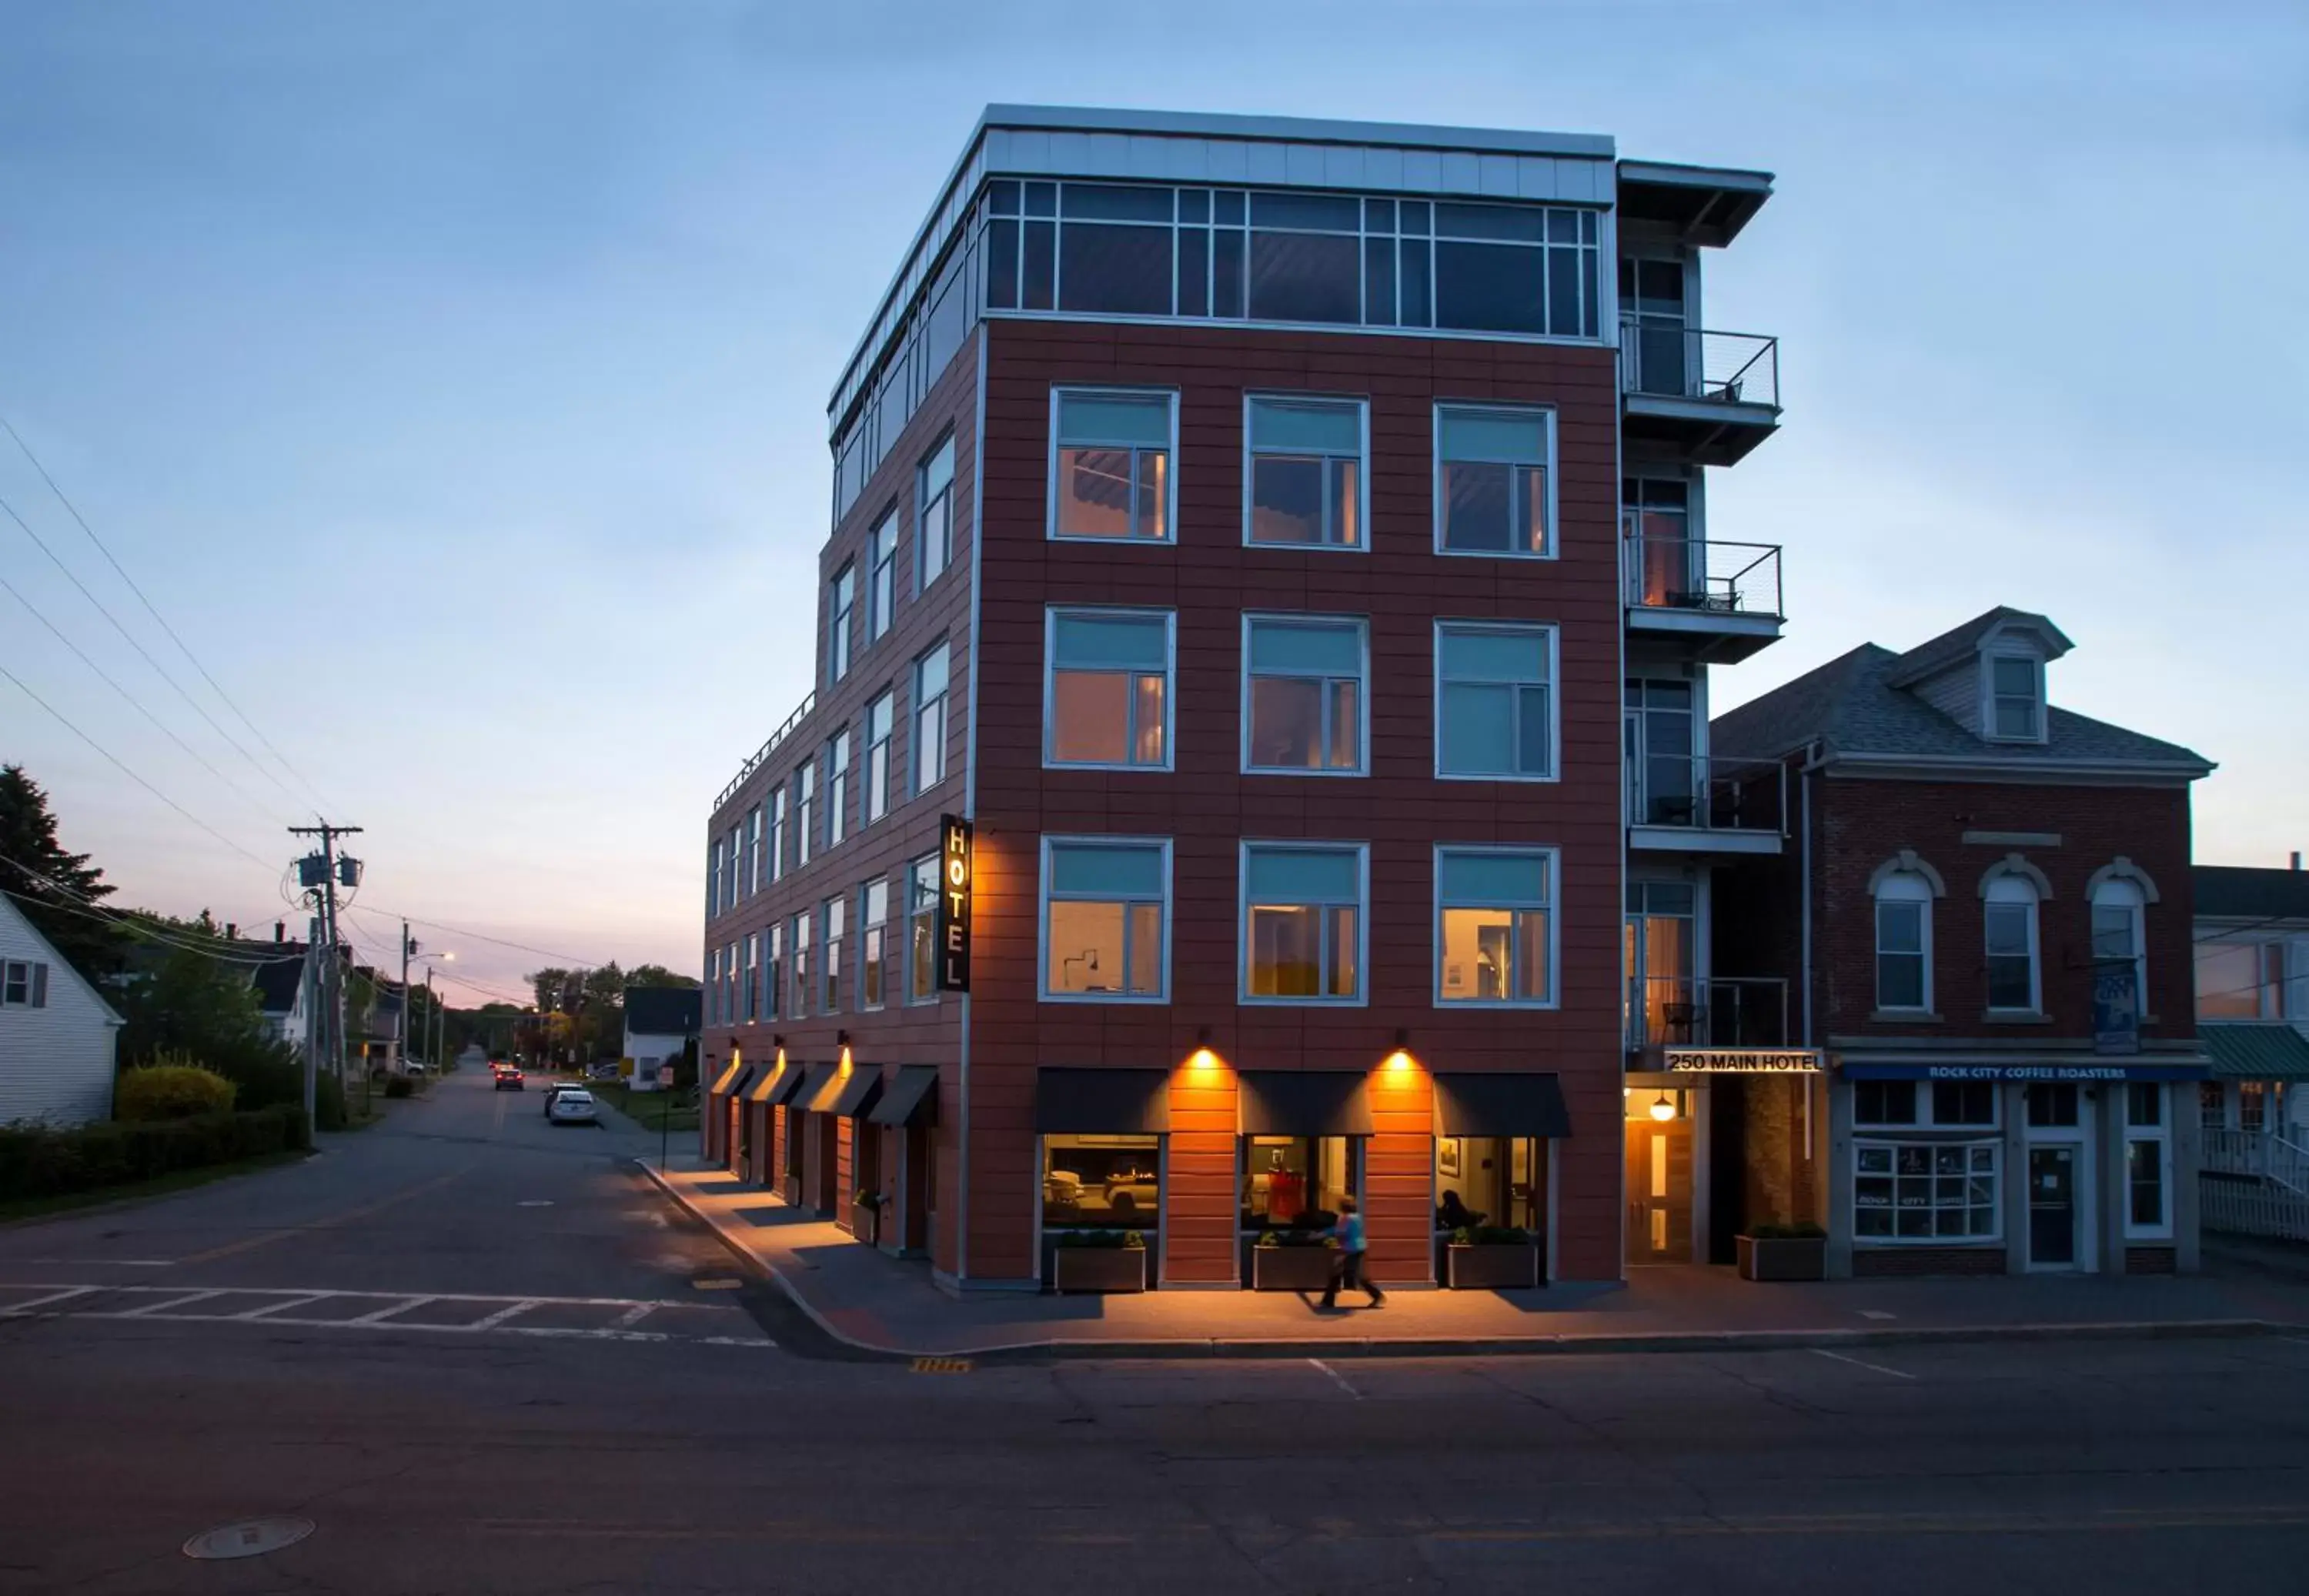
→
(1431, 1072, 1572, 1139)
(720, 1064, 758, 1103)
(868, 1065, 939, 1128)
(762, 1063, 811, 1107)
(827, 1067, 884, 1120)
(1035, 1067, 1172, 1134)
(795, 1061, 845, 1114)
(1238, 1071, 1373, 1136)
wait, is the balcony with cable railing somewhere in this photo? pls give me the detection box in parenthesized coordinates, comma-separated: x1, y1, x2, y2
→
(1618, 319, 1782, 466)
(1621, 527, 1786, 660)
(1626, 752, 1786, 855)
(1625, 976, 1792, 1054)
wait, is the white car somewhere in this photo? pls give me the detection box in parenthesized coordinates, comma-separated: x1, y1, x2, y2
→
(546, 1087, 598, 1127)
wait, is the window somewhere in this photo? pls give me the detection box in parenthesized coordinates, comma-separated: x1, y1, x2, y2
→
(864, 693, 894, 825)
(829, 563, 856, 683)
(822, 898, 846, 1013)
(2025, 1083, 2080, 1127)
(1, 961, 41, 1007)
(1851, 1081, 1998, 1129)
(906, 855, 939, 1003)
(1245, 396, 1365, 548)
(917, 436, 955, 589)
(1435, 405, 1552, 557)
(1435, 847, 1555, 1006)
(1050, 389, 1172, 542)
(1930, 1082, 1999, 1127)
(1855, 1142, 1999, 1240)
(766, 787, 788, 885)
(2240, 1080, 2267, 1134)
(1041, 838, 1169, 1001)
(862, 879, 891, 1010)
(793, 761, 817, 868)
(2126, 1083, 2170, 1236)
(706, 947, 721, 1025)
(2200, 1080, 2227, 1131)
(826, 731, 851, 847)
(789, 913, 811, 1019)
(1043, 1135, 1162, 1228)
(1243, 616, 1365, 774)
(2197, 940, 2281, 1020)
(762, 923, 783, 1022)
(1243, 843, 1365, 1002)
(1983, 876, 2040, 1013)
(743, 806, 762, 895)
(912, 645, 950, 795)
(2091, 879, 2147, 1011)
(1436, 623, 1555, 780)
(724, 942, 740, 1027)
(1875, 873, 1933, 1012)
(1047, 609, 1171, 769)
(1241, 1137, 1360, 1230)
(707, 838, 724, 919)
(867, 511, 897, 643)
(1987, 656, 2043, 741)
(742, 933, 759, 1023)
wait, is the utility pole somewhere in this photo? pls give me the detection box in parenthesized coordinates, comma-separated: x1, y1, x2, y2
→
(290, 823, 363, 1122)
(399, 920, 415, 1070)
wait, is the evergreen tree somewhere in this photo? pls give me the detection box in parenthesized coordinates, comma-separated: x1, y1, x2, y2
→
(0, 763, 125, 980)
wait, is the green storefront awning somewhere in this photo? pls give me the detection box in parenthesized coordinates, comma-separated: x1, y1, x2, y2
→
(2203, 1023, 2309, 1082)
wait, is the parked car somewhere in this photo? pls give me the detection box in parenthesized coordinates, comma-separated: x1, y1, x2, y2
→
(493, 1066, 524, 1091)
(403, 1061, 430, 1077)
(546, 1087, 598, 1127)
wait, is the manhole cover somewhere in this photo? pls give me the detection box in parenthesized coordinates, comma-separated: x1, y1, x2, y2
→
(183, 1518, 315, 1561)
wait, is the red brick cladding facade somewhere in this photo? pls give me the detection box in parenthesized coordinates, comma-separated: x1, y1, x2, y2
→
(964, 319, 1627, 1284)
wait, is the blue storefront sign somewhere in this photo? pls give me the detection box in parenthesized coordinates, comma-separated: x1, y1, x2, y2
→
(2092, 965, 2141, 1056)
(1841, 1061, 2207, 1083)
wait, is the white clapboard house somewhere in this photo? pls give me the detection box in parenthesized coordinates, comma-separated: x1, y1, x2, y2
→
(0, 892, 124, 1125)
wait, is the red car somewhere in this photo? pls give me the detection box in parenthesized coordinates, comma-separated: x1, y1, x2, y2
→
(493, 1064, 524, 1090)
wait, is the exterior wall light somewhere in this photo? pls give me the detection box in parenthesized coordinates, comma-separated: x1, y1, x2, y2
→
(1649, 1092, 1676, 1122)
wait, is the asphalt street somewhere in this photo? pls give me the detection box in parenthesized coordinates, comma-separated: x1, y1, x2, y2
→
(2, 1063, 2307, 1594)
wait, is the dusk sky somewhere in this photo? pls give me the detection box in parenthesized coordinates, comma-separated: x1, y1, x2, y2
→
(2, 2, 2302, 1003)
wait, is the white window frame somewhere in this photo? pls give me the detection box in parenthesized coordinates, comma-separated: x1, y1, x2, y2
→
(1983, 876, 2042, 1015)
(866, 508, 898, 643)
(1038, 835, 1174, 1005)
(1983, 653, 2046, 744)
(1853, 1138, 2003, 1245)
(1432, 845, 1559, 1009)
(912, 643, 951, 796)
(1241, 392, 1369, 552)
(829, 563, 857, 684)
(864, 690, 895, 825)
(2091, 879, 2149, 1014)
(1240, 613, 1370, 777)
(1047, 386, 1178, 545)
(1874, 874, 1935, 1014)
(1851, 1079, 2003, 1130)
(1238, 840, 1370, 1007)
(1432, 402, 1557, 560)
(1, 960, 35, 1007)
(2124, 1083, 2174, 1240)
(1043, 606, 1176, 772)
(917, 434, 956, 592)
(1433, 619, 1559, 783)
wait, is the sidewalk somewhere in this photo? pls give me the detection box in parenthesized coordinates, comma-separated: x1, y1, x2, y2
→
(641, 1155, 2309, 1360)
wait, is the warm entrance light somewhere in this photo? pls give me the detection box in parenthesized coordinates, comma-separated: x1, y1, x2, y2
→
(1649, 1092, 1676, 1123)
(1382, 1049, 1417, 1073)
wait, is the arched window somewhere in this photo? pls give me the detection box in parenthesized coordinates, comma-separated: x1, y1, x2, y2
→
(2091, 877, 2147, 1009)
(1875, 872, 1934, 1013)
(1983, 874, 2040, 1013)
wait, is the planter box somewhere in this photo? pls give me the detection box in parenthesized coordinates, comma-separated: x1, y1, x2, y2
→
(850, 1202, 880, 1247)
(1446, 1242, 1541, 1290)
(1051, 1246, 1148, 1294)
(1737, 1234, 1826, 1282)
(1251, 1245, 1337, 1292)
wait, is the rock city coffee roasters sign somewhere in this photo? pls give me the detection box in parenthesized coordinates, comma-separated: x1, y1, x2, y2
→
(936, 814, 973, 993)
(1663, 1049, 1824, 1074)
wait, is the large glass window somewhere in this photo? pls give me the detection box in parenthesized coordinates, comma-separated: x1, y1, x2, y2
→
(861, 879, 891, 1011)
(789, 912, 810, 1019)
(1436, 406, 1552, 557)
(742, 933, 758, 1023)
(867, 511, 897, 643)
(1855, 1081, 1998, 1129)
(912, 645, 949, 796)
(1432, 201, 1599, 337)
(705, 947, 722, 1025)
(822, 898, 846, 1014)
(766, 787, 788, 884)
(743, 805, 762, 896)
(1436, 847, 1554, 1005)
(1051, 389, 1172, 542)
(1988, 656, 2043, 740)
(906, 855, 938, 1003)
(1436, 623, 1554, 780)
(917, 436, 955, 590)
(1241, 1137, 1358, 1230)
(707, 839, 723, 920)
(1057, 184, 1175, 315)
(1875, 873, 1933, 1012)
(2197, 940, 2281, 1020)
(1243, 843, 1365, 1002)
(1435, 1137, 1541, 1234)
(1984, 875, 2040, 1013)
(1245, 396, 1364, 549)
(793, 760, 816, 868)
(762, 923, 783, 1022)
(829, 563, 856, 683)
(1044, 1134, 1161, 1228)
(864, 692, 894, 826)
(1048, 609, 1171, 769)
(1243, 616, 1365, 774)
(1042, 839, 1169, 1001)
(1855, 1142, 1999, 1239)
(825, 731, 851, 847)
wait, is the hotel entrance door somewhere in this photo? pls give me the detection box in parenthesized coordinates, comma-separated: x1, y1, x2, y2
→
(1625, 1089, 1695, 1264)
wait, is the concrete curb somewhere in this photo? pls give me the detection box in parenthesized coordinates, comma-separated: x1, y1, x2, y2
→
(634, 1160, 2301, 1364)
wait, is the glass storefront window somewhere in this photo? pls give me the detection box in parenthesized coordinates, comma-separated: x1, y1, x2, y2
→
(1854, 1140, 1997, 1240)
(1042, 1135, 1161, 1228)
(1239, 1136, 1358, 1229)
(1434, 1137, 1540, 1232)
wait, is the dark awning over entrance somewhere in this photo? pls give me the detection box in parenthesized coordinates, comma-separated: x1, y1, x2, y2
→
(1431, 1072, 1572, 1139)
(1036, 1067, 1171, 1134)
(761, 1061, 810, 1107)
(869, 1064, 940, 1128)
(1238, 1071, 1374, 1136)
(721, 1064, 758, 1103)
(795, 1061, 845, 1114)
(707, 1057, 746, 1097)
(827, 1067, 884, 1120)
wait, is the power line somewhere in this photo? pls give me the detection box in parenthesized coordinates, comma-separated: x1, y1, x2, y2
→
(0, 412, 339, 819)
(349, 903, 607, 969)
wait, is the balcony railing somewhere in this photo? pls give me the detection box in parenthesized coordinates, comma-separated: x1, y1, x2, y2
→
(1626, 753, 1787, 835)
(715, 692, 816, 811)
(1619, 320, 1780, 409)
(1621, 530, 1784, 619)
(2204, 1127, 2309, 1197)
(1626, 976, 1790, 1051)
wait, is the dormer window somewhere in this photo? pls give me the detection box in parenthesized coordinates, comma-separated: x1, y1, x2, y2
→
(1987, 655, 2043, 741)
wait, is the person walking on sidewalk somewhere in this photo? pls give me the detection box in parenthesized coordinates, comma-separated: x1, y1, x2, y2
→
(1321, 1196, 1385, 1310)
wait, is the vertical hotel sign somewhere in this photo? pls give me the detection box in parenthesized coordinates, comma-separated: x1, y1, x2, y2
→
(937, 814, 973, 993)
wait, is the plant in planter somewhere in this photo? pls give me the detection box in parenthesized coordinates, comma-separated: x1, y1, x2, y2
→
(1736, 1219, 1827, 1281)
(1445, 1224, 1542, 1289)
(1050, 1228, 1148, 1294)
(1251, 1224, 1339, 1290)
(850, 1188, 884, 1245)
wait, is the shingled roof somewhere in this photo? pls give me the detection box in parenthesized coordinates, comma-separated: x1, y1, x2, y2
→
(2196, 865, 2309, 923)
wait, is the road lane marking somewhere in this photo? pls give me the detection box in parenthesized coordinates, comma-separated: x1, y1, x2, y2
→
(0, 1283, 764, 1347)
(609, 1303, 657, 1329)
(346, 1297, 435, 1325)
(174, 1168, 472, 1267)
(4, 1258, 175, 1267)
(1857, 1309, 1897, 1321)
(117, 1290, 224, 1317)
(2, 1286, 103, 1313)
(234, 1293, 334, 1320)
(1308, 1357, 1362, 1398)
(469, 1300, 541, 1331)
(1811, 1347, 1917, 1380)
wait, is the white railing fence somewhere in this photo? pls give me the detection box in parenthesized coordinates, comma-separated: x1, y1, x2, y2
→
(2202, 1127, 2309, 1194)
(2200, 1175, 2309, 1244)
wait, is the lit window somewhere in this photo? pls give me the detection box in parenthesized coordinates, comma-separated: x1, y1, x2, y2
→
(1987, 656, 2042, 740)
(829, 563, 856, 683)
(918, 437, 955, 589)
(906, 855, 939, 1004)
(861, 879, 891, 1011)
(1435, 623, 1554, 780)
(1435, 848, 1553, 1005)
(1051, 389, 1173, 542)
(1243, 616, 1365, 774)
(1047, 609, 1171, 769)
(1435, 405, 1552, 556)
(912, 645, 950, 795)
(1041, 839, 1169, 1002)
(2196, 940, 2274, 1020)
(1875, 873, 1933, 1012)
(1044, 1134, 1162, 1229)
(1243, 843, 1365, 1002)
(1245, 396, 1364, 547)
(867, 511, 897, 643)
(1983, 875, 2040, 1013)
(864, 692, 894, 825)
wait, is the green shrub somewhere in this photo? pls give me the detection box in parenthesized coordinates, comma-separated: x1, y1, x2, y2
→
(1051, 1229, 1144, 1249)
(382, 1076, 415, 1100)
(0, 1106, 307, 1202)
(314, 1071, 347, 1131)
(115, 1060, 237, 1122)
(1452, 1224, 1534, 1247)
(1747, 1220, 1826, 1240)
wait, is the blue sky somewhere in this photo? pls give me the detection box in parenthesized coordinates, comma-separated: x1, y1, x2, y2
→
(2, 2, 2303, 1000)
